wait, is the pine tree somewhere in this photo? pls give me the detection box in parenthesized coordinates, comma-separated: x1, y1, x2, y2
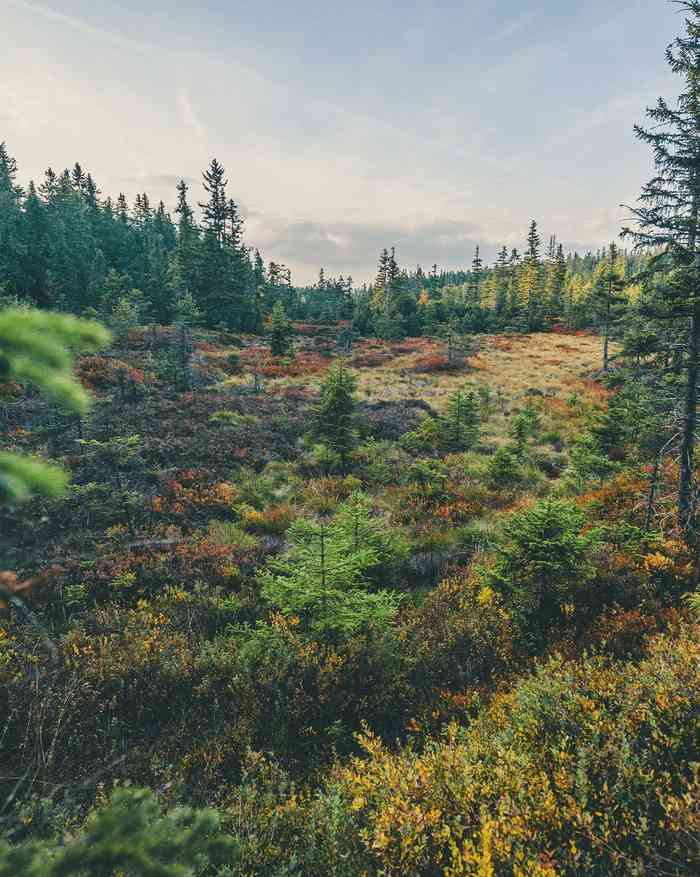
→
(260, 514, 400, 637)
(0, 787, 230, 876)
(253, 249, 265, 288)
(468, 245, 483, 309)
(38, 167, 57, 203)
(70, 161, 84, 192)
(19, 181, 50, 305)
(621, 0, 700, 534)
(199, 158, 227, 243)
(171, 180, 199, 308)
(0, 143, 24, 299)
(590, 242, 627, 371)
(443, 388, 480, 449)
(116, 192, 129, 223)
(371, 248, 390, 312)
(494, 246, 510, 318)
(311, 359, 358, 473)
(486, 499, 600, 643)
(387, 246, 400, 286)
(335, 489, 407, 573)
(269, 300, 293, 356)
(521, 220, 543, 330)
(545, 243, 568, 321)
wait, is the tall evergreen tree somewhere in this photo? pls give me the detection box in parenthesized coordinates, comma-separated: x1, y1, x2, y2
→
(199, 158, 227, 243)
(0, 143, 24, 298)
(590, 242, 627, 371)
(622, 0, 700, 535)
(521, 220, 543, 330)
(494, 245, 510, 318)
(545, 242, 568, 321)
(468, 245, 483, 309)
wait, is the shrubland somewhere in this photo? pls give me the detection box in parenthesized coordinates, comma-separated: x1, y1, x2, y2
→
(1, 302, 698, 875)
(3, 4, 700, 869)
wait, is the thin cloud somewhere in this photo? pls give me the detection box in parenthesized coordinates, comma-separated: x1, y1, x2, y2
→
(176, 91, 207, 142)
(7, 0, 153, 54)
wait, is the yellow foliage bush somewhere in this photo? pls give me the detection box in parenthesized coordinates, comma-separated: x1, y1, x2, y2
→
(313, 623, 700, 876)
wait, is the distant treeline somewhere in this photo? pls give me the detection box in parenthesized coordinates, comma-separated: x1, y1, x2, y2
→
(0, 142, 643, 338)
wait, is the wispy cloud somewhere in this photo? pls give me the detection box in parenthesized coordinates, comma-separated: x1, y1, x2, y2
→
(176, 91, 208, 142)
(7, 0, 153, 54)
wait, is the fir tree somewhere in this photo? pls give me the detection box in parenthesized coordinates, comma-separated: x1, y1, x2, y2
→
(521, 220, 543, 330)
(261, 514, 400, 638)
(590, 242, 627, 371)
(269, 300, 293, 356)
(443, 388, 480, 449)
(372, 248, 390, 312)
(311, 359, 358, 473)
(199, 158, 227, 243)
(468, 245, 484, 309)
(494, 245, 510, 318)
(621, 0, 700, 534)
(545, 242, 568, 321)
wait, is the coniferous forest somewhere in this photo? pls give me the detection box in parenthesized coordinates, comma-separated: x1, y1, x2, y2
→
(3, 2, 700, 875)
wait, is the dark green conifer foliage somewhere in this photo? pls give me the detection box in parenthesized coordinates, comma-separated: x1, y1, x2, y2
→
(443, 388, 480, 449)
(591, 242, 627, 370)
(199, 158, 227, 243)
(522, 220, 543, 330)
(269, 300, 293, 356)
(494, 245, 510, 318)
(0, 787, 231, 877)
(468, 245, 483, 309)
(311, 359, 358, 473)
(486, 499, 600, 645)
(622, 0, 700, 534)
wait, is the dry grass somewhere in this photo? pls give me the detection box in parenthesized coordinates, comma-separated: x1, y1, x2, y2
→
(350, 332, 608, 411)
(214, 331, 611, 447)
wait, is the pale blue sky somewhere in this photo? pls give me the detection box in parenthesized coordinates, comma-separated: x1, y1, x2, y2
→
(2, 0, 680, 282)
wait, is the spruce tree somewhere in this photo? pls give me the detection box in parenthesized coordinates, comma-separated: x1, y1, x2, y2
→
(269, 300, 293, 356)
(622, 0, 700, 534)
(198, 158, 227, 243)
(521, 220, 543, 330)
(311, 359, 358, 473)
(260, 515, 400, 638)
(372, 248, 390, 312)
(494, 245, 510, 318)
(443, 388, 480, 449)
(0, 143, 24, 299)
(590, 242, 627, 371)
(387, 246, 400, 287)
(545, 243, 568, 321)
(468, 245, 483, 309)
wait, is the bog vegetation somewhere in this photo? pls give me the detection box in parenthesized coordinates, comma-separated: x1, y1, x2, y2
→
(3, 3, 700, 875)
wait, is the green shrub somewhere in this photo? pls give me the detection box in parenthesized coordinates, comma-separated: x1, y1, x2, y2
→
(485, 498, 602, 644)
(486, 445, 521, 487)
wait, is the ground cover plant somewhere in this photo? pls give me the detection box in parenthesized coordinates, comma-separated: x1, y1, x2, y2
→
(3, 3, 700, 872)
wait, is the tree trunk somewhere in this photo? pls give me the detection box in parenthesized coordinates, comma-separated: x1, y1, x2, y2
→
(603, 299, 610, 372)
(679, 196, 700, 536)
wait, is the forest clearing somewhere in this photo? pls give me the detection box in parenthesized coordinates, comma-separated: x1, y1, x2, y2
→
(3, 1, 700, 874)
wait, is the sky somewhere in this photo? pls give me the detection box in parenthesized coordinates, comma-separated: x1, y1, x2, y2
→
(2, 0, 682, 284)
